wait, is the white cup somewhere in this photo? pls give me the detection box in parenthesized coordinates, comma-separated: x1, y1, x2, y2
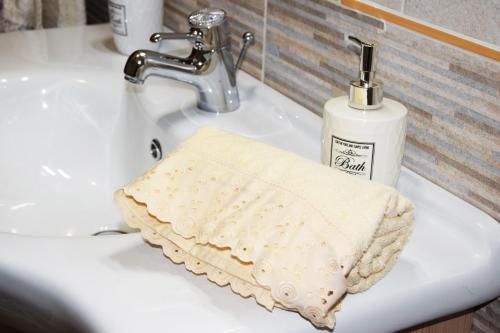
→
(108, 0, 164, 55)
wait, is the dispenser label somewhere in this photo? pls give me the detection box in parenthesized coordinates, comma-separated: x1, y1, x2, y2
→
(329, 135, 375, 180)
(109, 1, 127, 36)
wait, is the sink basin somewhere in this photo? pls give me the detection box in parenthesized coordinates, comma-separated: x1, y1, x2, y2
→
(0, 25, 499, 333)
(0, 68, 143, 236)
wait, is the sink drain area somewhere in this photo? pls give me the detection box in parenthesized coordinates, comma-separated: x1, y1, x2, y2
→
(91, 139, 163, 237)
(150, 139, 162, 161)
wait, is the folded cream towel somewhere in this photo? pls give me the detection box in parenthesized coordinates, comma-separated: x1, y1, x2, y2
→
(115, 127, 414, 328)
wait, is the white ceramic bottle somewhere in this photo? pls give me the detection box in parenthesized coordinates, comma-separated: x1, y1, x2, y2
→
(108, 0, 164, 55)
(321, 36, 407, 187)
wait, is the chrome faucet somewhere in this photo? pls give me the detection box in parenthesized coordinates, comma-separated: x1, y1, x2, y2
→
(123, 8, 254, 113)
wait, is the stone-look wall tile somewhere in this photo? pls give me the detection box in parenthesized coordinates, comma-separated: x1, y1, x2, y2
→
(404, 0, 500, 46)
(163, 0, 265, 79)
(367, 0, 403, 11)
(472, 298, 500, 333)
(265, 0, 500, 221)
(265, 0, 382, 115)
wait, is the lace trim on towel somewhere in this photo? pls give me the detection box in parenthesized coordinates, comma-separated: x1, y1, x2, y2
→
(116, 189, 340, 328)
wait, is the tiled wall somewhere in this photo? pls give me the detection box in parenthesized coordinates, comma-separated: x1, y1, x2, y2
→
(369, 0, 500, 46)
(162, 1, 499, 332)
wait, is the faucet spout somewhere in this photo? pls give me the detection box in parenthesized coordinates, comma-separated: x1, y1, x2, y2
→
(123, 46, 239, 113)
(122, 8, 254, 113)
(124, 49, 198, 84)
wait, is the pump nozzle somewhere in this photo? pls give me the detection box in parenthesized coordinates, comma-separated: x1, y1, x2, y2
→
(347, 36, 383, 110)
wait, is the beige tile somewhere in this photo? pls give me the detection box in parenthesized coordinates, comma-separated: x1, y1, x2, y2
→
(322, 0, 385, 29)
(366, 0, 403, 11)
(449, 63, 500, 90)
(404, 0, 500, 46)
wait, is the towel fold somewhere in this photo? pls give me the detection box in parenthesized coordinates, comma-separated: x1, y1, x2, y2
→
(115, 127, 414, 328)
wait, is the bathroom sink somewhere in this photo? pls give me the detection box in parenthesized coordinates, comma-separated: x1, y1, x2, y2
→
(0, 25, 499, 333)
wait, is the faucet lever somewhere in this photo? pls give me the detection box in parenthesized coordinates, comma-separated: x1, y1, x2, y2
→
(123, 8, 255, 113)
(150, 32, 203, 44)
(234, 32, 255, 72)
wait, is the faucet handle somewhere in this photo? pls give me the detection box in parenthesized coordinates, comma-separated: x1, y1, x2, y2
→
(234, 32, 255, 72)
(150, 32, 203, 45)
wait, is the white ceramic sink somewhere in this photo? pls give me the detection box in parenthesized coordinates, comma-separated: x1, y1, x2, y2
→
(0, 25, 499, 333)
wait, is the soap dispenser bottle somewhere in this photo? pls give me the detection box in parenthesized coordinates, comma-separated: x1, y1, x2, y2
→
(321, 36, 407, 187)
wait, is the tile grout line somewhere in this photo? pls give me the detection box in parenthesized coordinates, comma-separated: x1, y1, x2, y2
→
(260, 0, 268, 82)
